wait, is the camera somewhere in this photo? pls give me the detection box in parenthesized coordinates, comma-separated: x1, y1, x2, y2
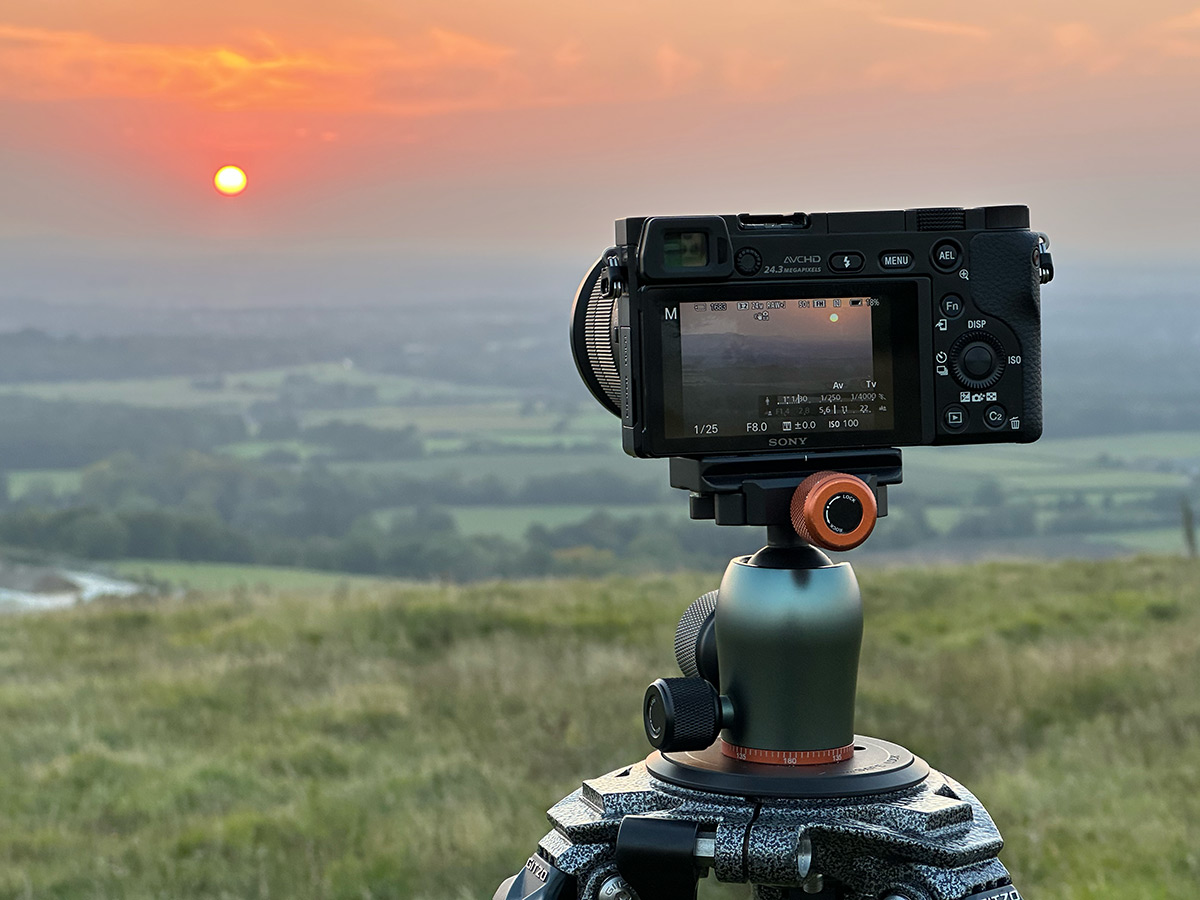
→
(571, 206, 1052, 459)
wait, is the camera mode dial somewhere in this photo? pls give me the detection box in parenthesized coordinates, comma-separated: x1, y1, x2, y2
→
(734, 247, 762, 276)
(950, 331, 1006, 390)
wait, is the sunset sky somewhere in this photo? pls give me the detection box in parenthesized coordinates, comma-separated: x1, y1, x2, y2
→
(2, 0, 1199, 274)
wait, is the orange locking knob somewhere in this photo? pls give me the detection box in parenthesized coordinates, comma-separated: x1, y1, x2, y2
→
(790, 471, 877, 551)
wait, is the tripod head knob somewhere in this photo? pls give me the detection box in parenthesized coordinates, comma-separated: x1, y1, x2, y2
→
(790, 471, 877, 551)
(674, 590, 719, 684)
(643, 677, 723, 752)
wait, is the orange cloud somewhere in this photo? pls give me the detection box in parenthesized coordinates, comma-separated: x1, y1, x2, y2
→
(1146, 7, 1200, 58)
(655, 44, 701, 93)
(1160, 8, 1200, 30)
(2, 7, 1198, 124)
(1051, 22, 1126, 74)
(876, 16, 989, 40)
(0, 23, 524, 115)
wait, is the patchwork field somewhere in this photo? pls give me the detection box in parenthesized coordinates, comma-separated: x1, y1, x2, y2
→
(2, 359, 1198, 564)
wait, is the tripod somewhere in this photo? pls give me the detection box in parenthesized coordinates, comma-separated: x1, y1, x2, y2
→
(494, 451, 1021, 900)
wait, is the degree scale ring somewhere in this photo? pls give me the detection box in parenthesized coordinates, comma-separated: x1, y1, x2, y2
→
(649, 735, 931, 798)
(721, 740, 855, 766)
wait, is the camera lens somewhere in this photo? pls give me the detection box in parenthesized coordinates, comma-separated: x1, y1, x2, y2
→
(570, 257, 622, 417)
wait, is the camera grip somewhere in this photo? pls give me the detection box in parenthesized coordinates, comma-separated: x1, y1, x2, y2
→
(969, 231, 1044, 440)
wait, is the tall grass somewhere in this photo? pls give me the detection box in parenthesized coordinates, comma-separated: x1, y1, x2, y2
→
(0, 558, 1196, 898)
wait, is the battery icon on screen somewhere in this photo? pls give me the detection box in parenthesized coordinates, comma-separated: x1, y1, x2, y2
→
(849, 299, 863, 307)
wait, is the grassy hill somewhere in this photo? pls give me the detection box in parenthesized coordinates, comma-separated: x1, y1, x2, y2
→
(0, 557, 1197, 899)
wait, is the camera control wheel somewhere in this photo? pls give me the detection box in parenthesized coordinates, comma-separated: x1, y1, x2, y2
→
(949, 331, 1006, 390)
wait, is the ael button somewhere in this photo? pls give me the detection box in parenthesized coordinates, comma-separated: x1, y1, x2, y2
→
(932, 240, 962, 272)
(829, 252, 864, 273)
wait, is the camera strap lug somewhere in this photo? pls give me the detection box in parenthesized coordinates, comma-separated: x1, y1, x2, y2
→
(600, 249, 626, 298)
(1035, 233, 1054, 284)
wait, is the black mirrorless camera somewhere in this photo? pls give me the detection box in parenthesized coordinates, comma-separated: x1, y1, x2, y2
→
(571, 206, 1053, 459)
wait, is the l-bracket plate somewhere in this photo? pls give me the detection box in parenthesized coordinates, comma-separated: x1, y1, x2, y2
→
(670, 448, 903, 527)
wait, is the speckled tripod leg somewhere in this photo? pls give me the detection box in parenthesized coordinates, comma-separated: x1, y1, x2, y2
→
(493, 755, 1022, 900)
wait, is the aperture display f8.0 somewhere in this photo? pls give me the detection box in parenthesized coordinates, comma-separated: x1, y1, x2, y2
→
(666, 297, 895, 440)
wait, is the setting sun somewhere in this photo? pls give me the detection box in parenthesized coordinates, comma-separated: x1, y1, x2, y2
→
(213, 165, 247, 196)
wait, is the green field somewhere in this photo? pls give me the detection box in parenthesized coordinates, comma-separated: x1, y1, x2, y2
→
(6, 469, 85, 499)
(112, 560, 385, 592)
(1, 557, 1197, 898)
(1085, 527, 1189, 554)
(0, 364, 510, 411)
(329, 449, 655, 484)
(905, 440, 1192, 502)
(442, 503, 686, 536)
(215, 440, 326, 460)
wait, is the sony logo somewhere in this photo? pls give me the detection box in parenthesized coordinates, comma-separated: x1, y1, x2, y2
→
(782, 255, 821, 264)
(769, 437, 809, 447)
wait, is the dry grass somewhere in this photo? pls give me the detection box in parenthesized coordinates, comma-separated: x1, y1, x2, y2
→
(0, 559, 1196, 898)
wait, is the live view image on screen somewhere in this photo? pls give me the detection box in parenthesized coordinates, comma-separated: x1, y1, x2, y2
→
(670, 297, 895, 440)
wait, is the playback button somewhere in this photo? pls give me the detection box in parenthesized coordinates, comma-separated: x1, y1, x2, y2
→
(943, 405, 968, 432)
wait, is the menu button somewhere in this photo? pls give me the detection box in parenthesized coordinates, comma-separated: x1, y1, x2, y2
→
(879, 251, 914, 269)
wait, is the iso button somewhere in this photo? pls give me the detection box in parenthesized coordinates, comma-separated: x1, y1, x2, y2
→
(829, 252, 864, 272)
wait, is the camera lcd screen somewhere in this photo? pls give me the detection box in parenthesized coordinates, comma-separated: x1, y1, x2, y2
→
(662, 231, 708, 268)
(653, 284, 923, 453)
